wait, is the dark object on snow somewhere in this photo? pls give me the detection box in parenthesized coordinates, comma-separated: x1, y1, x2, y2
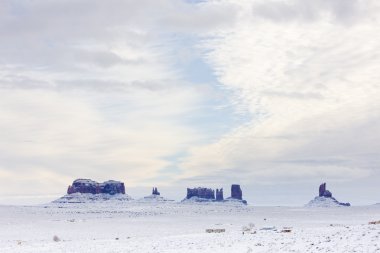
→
(281, 227, 292, 233)
(67, 179, 125, 195)
(152, 187, 160, 195)
(206, 228, 225, 233)
(53, 235, 60, 242)
(186, 187, 215, 199)
(215, 188, 224, 201)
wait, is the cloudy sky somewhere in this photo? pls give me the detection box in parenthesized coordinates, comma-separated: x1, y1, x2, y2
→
(0, 0, 379, 205)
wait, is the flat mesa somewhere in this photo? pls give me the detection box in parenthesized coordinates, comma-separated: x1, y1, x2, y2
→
(53, 179, 133, 203)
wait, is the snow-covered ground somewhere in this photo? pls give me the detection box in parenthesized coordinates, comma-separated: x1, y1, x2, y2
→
(0, 201, 379, 252)
(305, 196, 350, 207)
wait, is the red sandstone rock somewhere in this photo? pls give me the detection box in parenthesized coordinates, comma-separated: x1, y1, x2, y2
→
(67, 179, 125, 195)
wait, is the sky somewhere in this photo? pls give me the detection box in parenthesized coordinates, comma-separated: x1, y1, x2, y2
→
(0, 0, 379, 206)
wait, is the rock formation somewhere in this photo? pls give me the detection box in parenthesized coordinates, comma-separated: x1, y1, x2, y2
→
(306, 183, 350, 207)
(183, 185, 247, 204)
(186, 187, 215, 200)
(319, 183, 332, 198)
(67, 179, 125, 195)
(152, 187, 160, 195)
(231, 184, 243, 200)
(139, 187, 174, 202)
(53, 178, 132, 203)
(225, 184, 247, 204)
(215, 188, 224, 201)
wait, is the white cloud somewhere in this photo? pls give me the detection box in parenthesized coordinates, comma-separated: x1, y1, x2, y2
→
(1, 0, 379, 204)
(0, 0, 236, 197)
(0, 83, 205, 195)
(179, 0, 380, 189)
(251, 0, 370, 24)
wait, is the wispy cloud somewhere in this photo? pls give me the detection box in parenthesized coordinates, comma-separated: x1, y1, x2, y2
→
(179, 0, 380, 194)
(1, 0, 379, 204)
(0, 0, 237, 196)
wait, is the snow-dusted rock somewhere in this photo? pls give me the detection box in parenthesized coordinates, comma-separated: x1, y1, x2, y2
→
(152, 187, 160, 196)
(67, 179, 125, 195)
(186, 187, 215, 200)
(138, 194, 174, 202)
(319, 183, 332, 198)
(306, 196, 350, 207)
(181, 196, 215, 203)
(215, 188, 224, 201)
(181, 196, 247, 205)
(306, 183, 350, 207)
(182, 184, 247, 204)
(224, 197, 248, 205)
(136, 187, 173, 202)
(54, 179, 132, 203)
(52, 193, 133, 204)
(231, 184, 243, 200)
(228, 184, 247, 204)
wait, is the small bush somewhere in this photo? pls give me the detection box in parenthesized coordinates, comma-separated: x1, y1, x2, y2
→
(53, 235, 60, 242)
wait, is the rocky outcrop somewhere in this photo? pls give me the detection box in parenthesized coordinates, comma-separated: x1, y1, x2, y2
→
(183, 185, 247, 204)
(139, 188, 173, 202)
(225, 184, 247, 204)
(231, 184, 243, 200)
(306, 183, 350, 207)
(53, 192, 133, 203)
(152, 187, 160, 195)
(186, 187, 215, 200)
(67, 179, 125, 195)
(215, 188, 224, 201)
(319, 183, 332, 198)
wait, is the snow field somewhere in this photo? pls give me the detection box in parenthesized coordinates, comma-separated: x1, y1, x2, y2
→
(0, 203, 379, 252)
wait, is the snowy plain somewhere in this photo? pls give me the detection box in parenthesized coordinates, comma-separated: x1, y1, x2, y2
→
(0, 200, 380, 253)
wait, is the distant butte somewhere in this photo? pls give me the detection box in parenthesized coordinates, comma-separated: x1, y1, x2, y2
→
(306, 183, 350, 207)
(183, 184, 247, 204)
(67, 179, 126, 195)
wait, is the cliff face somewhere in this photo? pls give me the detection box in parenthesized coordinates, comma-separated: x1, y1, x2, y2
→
(215, 188, 224, 201)
(231, 184, 243, 200)
(186, 187, 215, 200)
(319, 183, 332, 198)
(67, 179, 125, 195)
(184, 185, 247, 204)
(225, 184, 247, 204)
(152, 187, 160, 195)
